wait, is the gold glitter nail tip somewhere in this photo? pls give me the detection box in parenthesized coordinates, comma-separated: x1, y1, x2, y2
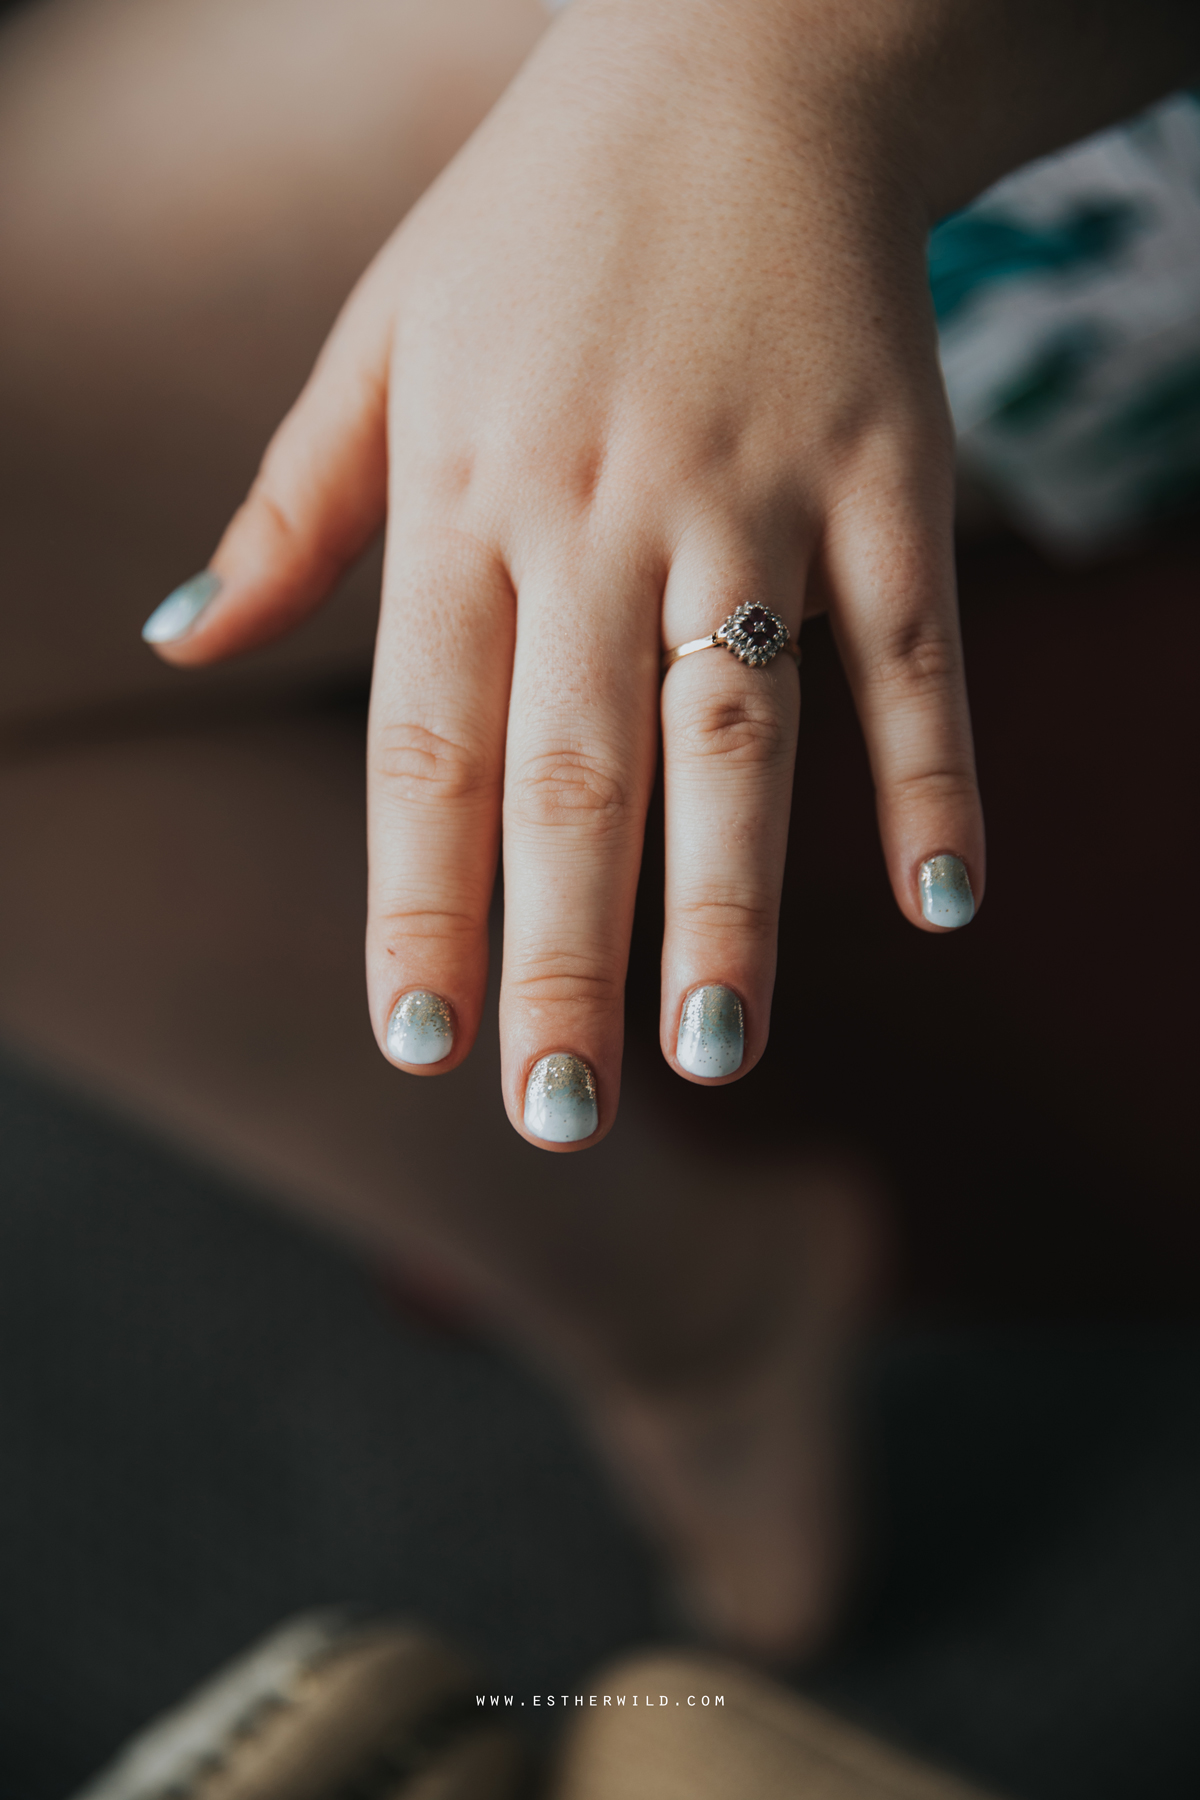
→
(676, 985, 744, 1078)
(918, 854, 975, 929)
(386, 992, 454, 1066)
(523, 1053, 598, 1143)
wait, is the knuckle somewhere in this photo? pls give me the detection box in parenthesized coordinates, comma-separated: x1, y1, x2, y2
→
(507, 747, 632, 834)
(881, 766, 980, 812)
(245, 477, 298, 545)
(870, 616, 962, 697)
(372, 722, 494, 809)
(675, 890, 776, 947)
(516, 439, 609, 514)
(237, 476, 319, 569)
(372, 904, 480, 949)
(507, 954, 623, 1013)
(251, 441, 371, 572)
(674, 689, 789, 768)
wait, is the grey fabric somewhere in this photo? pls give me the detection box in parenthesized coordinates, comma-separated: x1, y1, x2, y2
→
(0, 1047, 1197, 1800)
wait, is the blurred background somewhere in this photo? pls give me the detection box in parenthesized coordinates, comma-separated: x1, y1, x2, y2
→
(0, 2, 1197, 1795)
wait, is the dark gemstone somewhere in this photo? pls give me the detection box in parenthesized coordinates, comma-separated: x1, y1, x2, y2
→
(740, 607, 777, 647)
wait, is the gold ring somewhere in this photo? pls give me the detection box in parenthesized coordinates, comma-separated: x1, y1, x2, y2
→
(663, 602, 799, 674)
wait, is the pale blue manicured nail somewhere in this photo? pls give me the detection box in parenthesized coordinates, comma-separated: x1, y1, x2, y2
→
(919, 853, 975, 928)
(676, 984, 744, 1078)
(524, 1053, 598, 1143)
(142, 570, 222, 644)
(386, 991, 454, 1066)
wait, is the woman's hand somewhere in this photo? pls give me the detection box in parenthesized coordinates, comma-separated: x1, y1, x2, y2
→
(144, 0, 987, 1149)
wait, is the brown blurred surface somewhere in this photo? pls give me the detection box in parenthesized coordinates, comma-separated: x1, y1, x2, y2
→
(1, 1056, 1196, 1800)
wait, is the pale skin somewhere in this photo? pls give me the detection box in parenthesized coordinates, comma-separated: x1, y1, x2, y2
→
(154, 0, 982, 1149)
(3, 0, 1196, 1657)
(153, 0, 1197, 1148)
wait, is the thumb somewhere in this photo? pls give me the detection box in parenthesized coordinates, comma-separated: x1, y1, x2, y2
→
(143, 281, 390, 664)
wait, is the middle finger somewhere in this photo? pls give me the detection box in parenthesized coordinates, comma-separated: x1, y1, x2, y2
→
(500, 545, 661, 1150)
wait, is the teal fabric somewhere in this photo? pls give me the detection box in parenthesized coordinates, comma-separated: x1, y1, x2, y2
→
(933, 92, 1200, 552)
(929, 205, 1140, 326)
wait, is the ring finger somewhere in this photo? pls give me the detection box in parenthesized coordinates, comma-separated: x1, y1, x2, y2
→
(500, 547, 661, 1150)
(660, 533, 804, 1084)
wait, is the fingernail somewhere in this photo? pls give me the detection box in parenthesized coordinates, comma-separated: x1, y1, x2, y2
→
(919, 853, 975, 928)
(676, 984, 744, 1078)
(523, 1053, 598, 1143)
(142, 570, 222, 644)
(386, 991, 454, 1066)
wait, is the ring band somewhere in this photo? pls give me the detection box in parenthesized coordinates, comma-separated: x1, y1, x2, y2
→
(663, 602, 799, 674)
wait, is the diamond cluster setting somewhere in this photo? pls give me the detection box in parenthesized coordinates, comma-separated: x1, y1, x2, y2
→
(716, 602, 791, 667)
